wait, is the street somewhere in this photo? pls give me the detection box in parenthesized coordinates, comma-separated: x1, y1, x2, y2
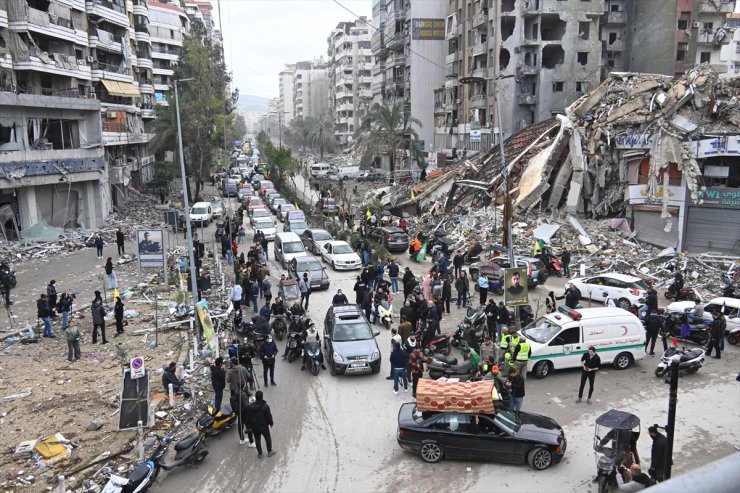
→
(149, 181, 739, 493)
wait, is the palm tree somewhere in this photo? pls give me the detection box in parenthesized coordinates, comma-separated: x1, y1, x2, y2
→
(308, 115, 334, 160)
(353, 101, 423, 177)
(147, 99, 177, 160)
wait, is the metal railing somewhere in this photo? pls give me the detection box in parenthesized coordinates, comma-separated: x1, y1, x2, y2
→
(92, 60, 128, 74)
(14, 82, 94, 99)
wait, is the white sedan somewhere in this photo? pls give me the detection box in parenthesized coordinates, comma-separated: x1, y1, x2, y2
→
(252, 218, 277, 241)
(570, 273, 649, 310)
(320, 241, 361, 270)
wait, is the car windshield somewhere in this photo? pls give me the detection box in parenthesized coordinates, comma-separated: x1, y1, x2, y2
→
(493, 409, 520, 433)
(281, 205, 295, 212)
(314, 231, 332, 241)
(261, 183, 274, 189)
(273, 199, 287, 205)
(290, 221, 308, 230)
(254, 220, 273, 230)
(298, 260, 322, 271)
(249, 198, 261, 205)
(192, 207, 207, 214)
(253, 210, 269, 218)
(522, 318, 562, 343)
(210, 202, 222, 209)
(239, 188, 251, 194)
(283, 242, 304, 253)
(333, 244, 353, 254)
(333, 321, 373, 342)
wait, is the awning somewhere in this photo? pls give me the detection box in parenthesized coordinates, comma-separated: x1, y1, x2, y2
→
(101, 80, 140, 98)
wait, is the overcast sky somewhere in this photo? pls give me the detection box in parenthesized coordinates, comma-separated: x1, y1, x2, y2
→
(215, 0, 372, 99)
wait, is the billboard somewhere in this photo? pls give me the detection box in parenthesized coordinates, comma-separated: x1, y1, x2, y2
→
(196, 299, 216, 350)
(504, 267, 528, 307)
(411, 18, 445, 40)
(136, 229, 165, 269)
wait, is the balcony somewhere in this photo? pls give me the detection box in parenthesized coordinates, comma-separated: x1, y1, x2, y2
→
(91, 61, 133, 83)
(141, 108, 155, 119)
(606, 11, 626, 25)
(338, 102, 354, 112)
(445, 52, 458, 65)
(153, 65, 175, 76)
(359, 88, 373, 99)
(139, 82, 154, 94)
(697, 28, 733, 46)
(12, 8, 89, 45)
(445, 24, 457, 40)
(132, 1, 148, 17)
(471, 66, 488, 79)
(86, 0, 129, 27)
(6, 85, 99, 103)
(136, 56, 153, 69)
(371, 80, 384, 93)
(444, 78, 459, 88)
(518, 94, 537, 105)
(698, 0, 734, 14)
(134, 26, 151, 44)
(388, 53, 406, 66)
(472, 11, 488, 28)
(151, 49, 179, 61)
(386, 32, 405, 50)
(88, 32, 124, 53)
(472, 41, 487, 56)
(102, 131, 154, 146)
(518, 64, 539, 76)
(470, 94, 486, 108)
(13, 54, 92, 81)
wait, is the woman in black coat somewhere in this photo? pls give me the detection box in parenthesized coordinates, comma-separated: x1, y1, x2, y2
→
(114, 296, 125, 336)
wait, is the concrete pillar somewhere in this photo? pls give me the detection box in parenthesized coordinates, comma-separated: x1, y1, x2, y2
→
(17, 187, 38, 230)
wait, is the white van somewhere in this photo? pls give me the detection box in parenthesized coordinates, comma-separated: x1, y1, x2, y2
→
(310, 162, 331, 177)
(520, 307, 646, 378)
(274, 232, 308, 268)
(190, 202, 213, 226)
(337, 165, 361, 179)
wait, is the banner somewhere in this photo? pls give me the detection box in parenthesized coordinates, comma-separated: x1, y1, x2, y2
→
(504, 267, 528, 307)
(196, 299, 216, 349)
(136, 229, 165, 269)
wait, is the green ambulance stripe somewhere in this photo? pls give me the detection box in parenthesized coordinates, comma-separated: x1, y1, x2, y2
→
(530, 343, 646, 360)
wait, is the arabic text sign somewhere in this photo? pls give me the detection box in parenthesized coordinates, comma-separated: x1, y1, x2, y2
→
(695, 187, 740, 209)
(692, 136, 740, 158)
(627, 184, 685, 206)
(411, 18, 445, 40)
(615, 131, 653, 149)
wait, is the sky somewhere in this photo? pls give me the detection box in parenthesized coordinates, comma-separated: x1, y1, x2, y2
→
(214, 0, 372, 99)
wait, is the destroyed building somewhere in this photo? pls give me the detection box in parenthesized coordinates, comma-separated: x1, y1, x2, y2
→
(441, 65, 740, 254)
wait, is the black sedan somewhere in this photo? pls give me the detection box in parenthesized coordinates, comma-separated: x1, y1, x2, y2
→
(396, 404, 566, 470)
(300, 228, 334, 255)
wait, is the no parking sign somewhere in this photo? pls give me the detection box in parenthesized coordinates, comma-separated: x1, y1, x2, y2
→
(130, 356, 146, 379)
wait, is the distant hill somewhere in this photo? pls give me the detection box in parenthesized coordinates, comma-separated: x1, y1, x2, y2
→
(238, 94, 269, 114)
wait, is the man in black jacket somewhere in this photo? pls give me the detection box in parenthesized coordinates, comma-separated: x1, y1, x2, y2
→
(246, 390, 277, 458)
(644, 313, 663, 355)
(46, 280, 58, 312)
(37, 294, 54, 337)
(353, 276, 367, 305)
(452, 251, 464, 278)
(648, 426, 668, 482)
(387, 259, 400, 294)
(331, 289, 349, 305)
(705, 311, 726, 359)
(210, 357, 226, 413)
(230, 382, 254, 447)
(259, 334, 278, 387)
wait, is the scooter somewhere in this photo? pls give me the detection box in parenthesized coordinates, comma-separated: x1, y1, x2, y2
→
(303, 341, 323, 376)
(664, 284, 700, 302)
(286, 330, 303, 363)
(102, 434, 208, 493)
(451, 319, 486, 352)
(427, 359, 475, 381)
(663, 312, 709, 346)
(271, 314, 287, 341)
(654, 346, 705, 377)
(727, 326, 740, 346)
(196, 402, 237, 437)
(378, 300, 394, 330)
(423, 331, 452, 355)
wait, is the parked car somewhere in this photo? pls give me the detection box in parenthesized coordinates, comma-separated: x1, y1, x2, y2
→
(320, 197, 337, 214)
(210, 199, 224, 218)
(396, 404, 566, 469)
(189, 202, 212, 226)
(277, 204, 296, 222)
(283, 218, 309, 236)
(570, 273, 649, 310)
(288, 255, 330, 290)
(320, 241, 362, 270)
(237, 187, 253, 202)
(222, 182, 238, 197)
(300, 229, 334, 255)
(249, 208, 271, 225)
(251, 174, 265, 190)
(252, 218, 277, 241)
(323, 305, 381, 375)
(259, 180, 275, 198)
(357, 171, 388, 183)
(269, 197, 288, 214)
(368, 226, 409, 253)
(246, 197, 265, 213)
(666, 296, 740, 335)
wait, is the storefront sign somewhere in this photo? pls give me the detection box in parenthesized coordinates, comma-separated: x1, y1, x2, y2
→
(691, 136, 740, 158)
(627, 184, 685, 206)
(695, 187, 740, 209)
(411, 18, 445, 40)
(470, 129, 481, 143)
(615, 131, 653, 149)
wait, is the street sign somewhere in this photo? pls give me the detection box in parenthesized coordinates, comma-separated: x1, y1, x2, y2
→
(130, 356, 146, 379)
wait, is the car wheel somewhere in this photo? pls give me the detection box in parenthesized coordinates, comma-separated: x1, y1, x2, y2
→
(533, 361, 552, 379)
(332, 261, 336, 270)
(527, 447, 553, 470)
(728, 333, 738, 346)
(419, 442, 444, 463)
(329, 363, 337, 376)
(618, 298, 632, 310)
(371, 364, 380, 374)
(613, 352, 632, 370)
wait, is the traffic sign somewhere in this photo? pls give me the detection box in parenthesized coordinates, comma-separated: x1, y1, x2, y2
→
(130, 356, 146, 379)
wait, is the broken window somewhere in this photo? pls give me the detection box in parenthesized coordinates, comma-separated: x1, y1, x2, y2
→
(0, 122, 17, 145)
(703, 22, 713, 31)
(501, 17, 515, 41)
(608, 32, 617, 44)
(501, 0, 515, 12)
(499, 48, 510, 69)
(541, 15, 566, 41)
(676, 43, 687, 61)
(577, 52, 588, 65)
(677, 19, 688, 30)
(576, 81, 589, 93)
(542, 45, 564, 69)
(579, 22, 590, 40)
(610, 2, 621, 11)
(524, 18, 538, 40)
(700, 51, 711, 63)
(552, 81, 564, 92)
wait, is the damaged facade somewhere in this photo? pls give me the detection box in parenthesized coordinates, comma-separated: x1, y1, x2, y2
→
(444, 65, 740, 254)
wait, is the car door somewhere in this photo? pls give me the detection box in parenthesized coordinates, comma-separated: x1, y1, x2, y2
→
(423, 414, 473, 460)
(321, 243, 332, 262)
(604, 277, 628, 302)
(468, 415, 523, 463)
(585, 277, 607, 300)
(547, 326, 582, 370)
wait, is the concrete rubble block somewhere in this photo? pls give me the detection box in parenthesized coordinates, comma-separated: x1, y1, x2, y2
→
(627, 79, 664, 98)
(606, 96, 649, 123)
(573, 79, 610, 118)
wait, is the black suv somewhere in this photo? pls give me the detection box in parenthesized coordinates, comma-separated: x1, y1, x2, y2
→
(368, 226, 409, 253)
(323, 305, 381, 376)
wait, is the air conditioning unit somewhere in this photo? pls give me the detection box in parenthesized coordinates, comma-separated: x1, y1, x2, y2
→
(693, 22, 701, 28)
(89, 91, 96, 99)
(108, 111, 118, 118)
(87, 55, 94, 63)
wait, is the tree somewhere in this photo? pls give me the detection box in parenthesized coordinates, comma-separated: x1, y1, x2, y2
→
(353, 101, 423, 177)
(308, 115, 335, 160)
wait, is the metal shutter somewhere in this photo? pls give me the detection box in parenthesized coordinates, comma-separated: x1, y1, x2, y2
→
(685, 207, 740, 253)
(633, 211, 679, 249)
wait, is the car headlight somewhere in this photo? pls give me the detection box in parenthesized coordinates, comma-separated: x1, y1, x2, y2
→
(332, 351, 344, 363)
(370, 351, 380, 361)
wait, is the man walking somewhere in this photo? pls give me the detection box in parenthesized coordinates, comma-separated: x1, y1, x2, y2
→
(453, 251, 464, 278)
(245, 390, 277, 458)
(478, 275, 489, 305)
(259, 334, 278, 387)
(484, 299, 497, 340)
(505, 367, 525, 412)
(407, 344, 425, 398)
(577, 346, 600, 404)
(231, 283, 243, 312)
(231, 382, 255, 447)
(91, 296, 108, 344)
(37, 294, 54, 338)
(644, 313, 663, 355)
(94, 234, 104, 259)
(647, 425, 668, 482)
(387, 258, 400, 294)
(64, 322, 81, 362)
(455, 271, 469, 308)
(705, 310, 726, 359)
(390, 342, 409, 395)
(560, 247, 571, 278)
(353, 276, 367, 305)
(227, 357, 251, 397)
(210, 357, 226, 413)
(299, 272, 311, 310)
(116, 228, 126, 257)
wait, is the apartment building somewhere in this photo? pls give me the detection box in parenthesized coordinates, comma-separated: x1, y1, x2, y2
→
(182, 0, 218, 44)
(327, 17, 373, 147)
(720, 12, 740, 77)
(371, 0, 447, 153)
(433, 0, 603, 155)
(293, 58, 329, 121)
(148, 1, 188, 107)
(278, 63, 295, 125)
(601, 0, 735, 78)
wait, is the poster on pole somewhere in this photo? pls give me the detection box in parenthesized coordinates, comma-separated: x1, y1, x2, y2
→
(504, 267, 528, 307)
(196, 299, 216, 349)
(118, 368, 150, 430)
(136, 229, 165, 269)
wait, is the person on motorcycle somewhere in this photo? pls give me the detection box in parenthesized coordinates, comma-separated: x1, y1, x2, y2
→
(259, 303, 271, 322)
(669, 270, 684, 295)
(409, 236, 422, 257)
(271, 297, 285, 317)
(289, 299, 305, 317)
(251, 314, 270, 338)
(300, 322, 326, 371)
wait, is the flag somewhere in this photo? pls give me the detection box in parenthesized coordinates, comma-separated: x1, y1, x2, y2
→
(295, 203, 300, 210)
(366, 209, 371, 220)
(411, 189, 416, 201)
(113, 288, 120, 299)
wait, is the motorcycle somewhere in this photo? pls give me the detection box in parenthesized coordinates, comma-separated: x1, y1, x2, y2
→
(303, 341, 323, 376)
(423, 331, 452, 356)
(427, 358, 476, 381)
(271, 314, 287, 341)
(196, 402, 237, 437)
(378, 300, 394, 330)
(726, 326, 740, 346)
(451, 317, 485, 352)
(654, 346, 705, 378)
(722, 283, 738, 299)
(593, 410, 641, 493)
(663, 312, 709, 346)
(286, 330, 303, 363)
(664, 284, 700, 302)
(102, 434, 208, 493)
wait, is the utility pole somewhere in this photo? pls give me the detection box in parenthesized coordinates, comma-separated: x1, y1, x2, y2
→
(174, 78, 202, 342)
(664, 359, 679, 480)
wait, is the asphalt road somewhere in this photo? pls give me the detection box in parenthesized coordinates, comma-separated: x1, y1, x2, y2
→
(156, 182, 739, 493)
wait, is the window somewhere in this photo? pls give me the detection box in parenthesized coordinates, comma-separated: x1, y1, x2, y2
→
(579, 22, 590, 40)
(433, 414, 473, 433)
(577, 52, 588, 65)
(608, 32, 617, 44)
(677, 19, 688, 30)
(552, 81, 564, 92)
(700, 52, 711, 63)
(549, 327, 580, 346)
(610, 1, 620, 10)
(703, 22, 713, 31)
(576, 81, 589, 93)
(676, 43, 688, 61)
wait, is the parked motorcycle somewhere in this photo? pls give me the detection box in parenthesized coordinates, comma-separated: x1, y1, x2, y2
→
(663, 312, 709, 346)
(654, 346, 705, 378)
(423, 331, 452, 356)
(196, 402, 237, 437)
(664, 284, 700, 302)
(378, 300, 394, 330)
(427, 359, 476, 381)
(271, 314, 287, 341)
(727, 327, 740, 346)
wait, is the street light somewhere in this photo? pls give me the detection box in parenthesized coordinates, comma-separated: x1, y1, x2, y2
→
(270, 111, 288, 148)
(174, 77, 202, 341)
